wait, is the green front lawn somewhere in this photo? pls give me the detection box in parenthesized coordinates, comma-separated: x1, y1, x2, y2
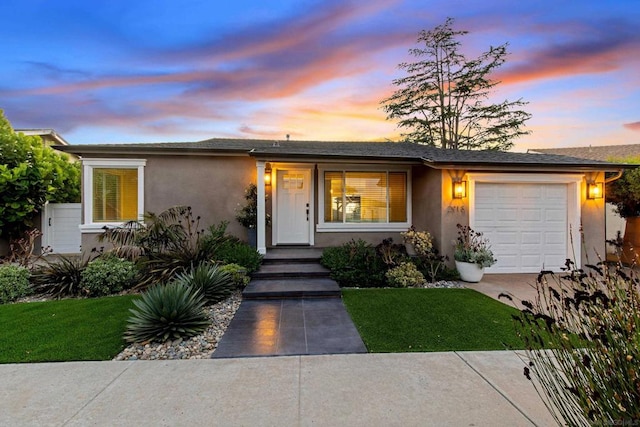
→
(342, 288, 523, 352)
(0, 295, 137, 363)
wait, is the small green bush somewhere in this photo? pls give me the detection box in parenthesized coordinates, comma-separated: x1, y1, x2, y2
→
(321, 239, 386, 287)
(219, 263, 250, 288)
(31, 255, 89, 298)
(80, 256, 137, 297)
(0, 264, 31, 303)
(124, 282, 209, 344)
(213, 240, 263, 272)
(385, 262, 425, 288)
(173, 263, 234, 304)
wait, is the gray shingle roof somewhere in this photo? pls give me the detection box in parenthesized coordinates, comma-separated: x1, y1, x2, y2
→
(56, 138, 625, 170)
(529, 144, 640, 162)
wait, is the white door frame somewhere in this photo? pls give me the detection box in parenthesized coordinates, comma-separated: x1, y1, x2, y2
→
(272, 163, 315, 246)
(467, 173, 583, 269)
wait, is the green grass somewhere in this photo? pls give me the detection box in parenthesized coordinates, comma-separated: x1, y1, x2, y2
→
(342, 288, 524, 352)
(0, 295, 137, 363)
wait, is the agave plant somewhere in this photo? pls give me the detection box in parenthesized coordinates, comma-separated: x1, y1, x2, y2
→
(173, 263, 235, 304)
(124, 282, 210, 344)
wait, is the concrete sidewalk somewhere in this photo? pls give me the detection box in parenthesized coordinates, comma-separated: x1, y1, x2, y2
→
(1, 351, 555, 426)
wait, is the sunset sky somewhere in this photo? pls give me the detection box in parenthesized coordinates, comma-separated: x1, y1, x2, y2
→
(2, 0, 639, 151)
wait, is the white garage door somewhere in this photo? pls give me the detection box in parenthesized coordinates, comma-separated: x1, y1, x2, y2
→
(474, 183, 568, 273)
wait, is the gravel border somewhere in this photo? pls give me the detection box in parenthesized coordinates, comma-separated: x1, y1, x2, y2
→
(114, 291, 242, 361)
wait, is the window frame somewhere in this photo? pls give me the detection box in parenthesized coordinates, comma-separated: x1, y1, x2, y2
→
(317, 164, 412, 232)
(81, 159, 146, 233)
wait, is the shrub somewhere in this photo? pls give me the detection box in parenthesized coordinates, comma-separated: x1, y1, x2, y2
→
(31, 255, 89, 298)
(511, 260, 640, 425)
(200, 221, 236, 256)
(321, 239, 386, 287)
(124, 282, 209, 344)
(213, 239, 262, 273)
(219, 263, 250, 288)
(385, 262, 425, 288)
(376, 238, 408, 267)
(98, 206, 214, 289)
(0, 264, 31, 303)
(173, 263, 234, 304)
(80, 256, 137, 297)
(401, 226, 433, 257)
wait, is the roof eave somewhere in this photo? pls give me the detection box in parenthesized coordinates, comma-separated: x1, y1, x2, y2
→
(423, 160, 629, 172)
(250, 152, 421, 163)
(53, 145, 252, 157)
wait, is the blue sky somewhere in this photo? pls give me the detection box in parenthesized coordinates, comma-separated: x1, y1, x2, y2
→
(2, 0, 639, 151)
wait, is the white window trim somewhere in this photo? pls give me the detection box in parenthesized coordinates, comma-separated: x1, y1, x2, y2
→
(317, 164, 412, 232)
(80, 159, 146, 233)
(467, 172, 582, 269)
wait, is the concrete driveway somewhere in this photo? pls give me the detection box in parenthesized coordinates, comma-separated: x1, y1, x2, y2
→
(465, 274, 541, 309)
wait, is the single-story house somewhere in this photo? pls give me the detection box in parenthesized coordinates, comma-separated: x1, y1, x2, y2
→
(57, 138, 626, 274)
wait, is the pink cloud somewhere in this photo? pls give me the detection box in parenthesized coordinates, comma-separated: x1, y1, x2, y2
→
(624, 122, 640, 132)
(495, 21, 640, 85)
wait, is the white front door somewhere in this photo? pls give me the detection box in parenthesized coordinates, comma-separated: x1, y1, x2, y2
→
(276, 169, 311, 244)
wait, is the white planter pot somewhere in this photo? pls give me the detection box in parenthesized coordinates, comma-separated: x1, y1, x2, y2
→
(455, 260, 485, 283)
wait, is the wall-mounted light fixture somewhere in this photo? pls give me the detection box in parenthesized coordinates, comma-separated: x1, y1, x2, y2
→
(452, 179, 467, 199)
(587, 181, 603, 200)
(264, 163, 272, 186)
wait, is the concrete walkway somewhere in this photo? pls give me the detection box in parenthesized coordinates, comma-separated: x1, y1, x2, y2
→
(0, 351, 556, 426)
(213, 298, 367, 358)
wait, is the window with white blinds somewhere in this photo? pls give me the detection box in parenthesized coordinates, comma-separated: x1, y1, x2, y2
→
(92, 168, 138, 222)
(324, 171, 407, 224)
(81, 159, 145, 232)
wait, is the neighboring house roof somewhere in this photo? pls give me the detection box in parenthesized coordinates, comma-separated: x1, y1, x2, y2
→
(528, 144, 640, 162)
(15, 128, 70, 146)
(56, 138, 627, 172)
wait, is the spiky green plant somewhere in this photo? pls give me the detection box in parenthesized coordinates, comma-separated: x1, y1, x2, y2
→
(173, 263, 234, 304)
(31, 254, 90, 298)
(98, 206, 223, 290)
(124, 282, 209, 344)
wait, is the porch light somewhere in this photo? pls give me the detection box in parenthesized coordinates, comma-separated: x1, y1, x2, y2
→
(587, 182, 603, 200)
(452, 179, 467, 199)
(264, 163, 272, 186)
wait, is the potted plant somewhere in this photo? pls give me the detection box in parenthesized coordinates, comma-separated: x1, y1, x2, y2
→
(236, 183, 270, 248)
(401, 225, 433, 257)
(606, 160, 640, 264)
(453, 224, 496, 282)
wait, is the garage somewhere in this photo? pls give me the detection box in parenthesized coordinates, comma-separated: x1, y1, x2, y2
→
(472, 181, 573, 273)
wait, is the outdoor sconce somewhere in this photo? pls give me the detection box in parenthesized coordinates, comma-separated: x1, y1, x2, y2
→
(264, 163, 272, 186)
(452, 179, 467, 199)
(587, 182, 603, 200)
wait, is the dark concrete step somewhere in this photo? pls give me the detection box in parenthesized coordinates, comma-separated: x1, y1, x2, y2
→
(252, 262, 331, 279)
(263, 248, 324, 264)
(243, 278, 341, 299)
